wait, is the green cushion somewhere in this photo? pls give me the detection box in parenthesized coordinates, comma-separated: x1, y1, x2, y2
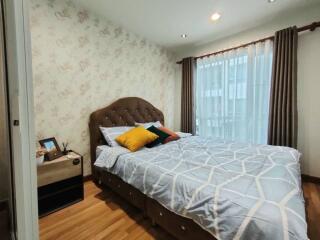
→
(146, 126, 170, 148)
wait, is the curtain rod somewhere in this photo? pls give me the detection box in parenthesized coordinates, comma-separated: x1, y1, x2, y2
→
(176, 21, 320, 64)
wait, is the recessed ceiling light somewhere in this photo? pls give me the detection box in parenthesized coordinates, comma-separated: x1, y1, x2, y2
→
(181, 34, 188, 38)
(268, 0, 276, 3)
(210, 12, 221, 22)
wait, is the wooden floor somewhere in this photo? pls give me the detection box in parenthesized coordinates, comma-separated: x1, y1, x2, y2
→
(303, 181, 320, 240)
(39, 180, 320, 240)
(39, 180, 175, 240)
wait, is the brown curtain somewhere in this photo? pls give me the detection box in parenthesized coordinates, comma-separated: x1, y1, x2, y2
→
(181, 57, 195, 134)
(268, 27, 298, 148)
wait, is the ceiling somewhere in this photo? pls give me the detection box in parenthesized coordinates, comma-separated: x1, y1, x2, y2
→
(76, 0, 319, 51)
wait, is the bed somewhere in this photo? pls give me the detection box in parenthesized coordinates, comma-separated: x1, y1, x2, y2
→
(89, 97, 307, 240)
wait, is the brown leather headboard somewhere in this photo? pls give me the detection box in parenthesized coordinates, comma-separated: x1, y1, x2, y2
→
(89, 97, 164, 177)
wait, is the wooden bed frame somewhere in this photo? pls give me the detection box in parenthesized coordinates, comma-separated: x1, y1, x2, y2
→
(89, 97, 215, 240)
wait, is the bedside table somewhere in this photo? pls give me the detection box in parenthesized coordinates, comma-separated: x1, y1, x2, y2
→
(37, 151, 84, 217)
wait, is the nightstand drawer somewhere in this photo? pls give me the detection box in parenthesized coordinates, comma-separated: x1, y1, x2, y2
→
(38, 176, 83, 217)
(37, 157, 81, 187)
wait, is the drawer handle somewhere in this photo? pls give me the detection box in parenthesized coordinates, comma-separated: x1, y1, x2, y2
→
(180, 225, 186, 231)
(159, 212, 163, 217)
(117, 184, 121, 188)
(129, 192, 132, 196)
(73, 159, 80, 165)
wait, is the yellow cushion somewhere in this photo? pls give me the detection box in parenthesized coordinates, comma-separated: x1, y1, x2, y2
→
(115, 126, 158, 152)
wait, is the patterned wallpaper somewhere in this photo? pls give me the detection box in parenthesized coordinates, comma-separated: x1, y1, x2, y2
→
(30, 0, 177, 175)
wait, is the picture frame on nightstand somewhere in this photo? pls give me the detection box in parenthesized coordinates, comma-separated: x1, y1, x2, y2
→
(39, 137, 63, 161)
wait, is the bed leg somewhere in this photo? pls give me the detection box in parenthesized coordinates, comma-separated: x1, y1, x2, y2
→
(93, 178, 102, 186)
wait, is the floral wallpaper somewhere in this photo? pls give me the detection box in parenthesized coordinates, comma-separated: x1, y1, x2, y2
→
(30, 0, 177, 175)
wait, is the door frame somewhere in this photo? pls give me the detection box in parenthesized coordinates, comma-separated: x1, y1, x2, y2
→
(4, 0, 38, 239)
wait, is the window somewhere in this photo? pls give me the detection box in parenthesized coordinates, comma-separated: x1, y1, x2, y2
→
(195, 40, 273, 144)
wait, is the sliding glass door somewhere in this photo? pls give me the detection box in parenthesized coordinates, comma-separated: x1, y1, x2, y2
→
(0, 0, 15, 239)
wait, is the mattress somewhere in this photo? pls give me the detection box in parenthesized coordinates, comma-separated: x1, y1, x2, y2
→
(94, 136, 307, 240)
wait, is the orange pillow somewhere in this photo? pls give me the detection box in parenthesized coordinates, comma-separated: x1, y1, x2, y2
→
(158, 127, 180, 144)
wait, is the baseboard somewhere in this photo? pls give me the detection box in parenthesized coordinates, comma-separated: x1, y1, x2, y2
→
(301, 174, 320, 184)
(83, 175, 93, 182)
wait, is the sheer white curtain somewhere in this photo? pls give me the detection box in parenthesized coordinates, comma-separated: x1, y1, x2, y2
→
(195, 40, 273, 144)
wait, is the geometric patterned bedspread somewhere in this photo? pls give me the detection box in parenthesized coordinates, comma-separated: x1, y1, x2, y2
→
(94, 136, 307, 240)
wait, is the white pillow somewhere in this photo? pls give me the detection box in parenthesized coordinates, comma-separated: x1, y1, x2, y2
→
(96, 145, 109, 158)
(176, 132, 192, 138)
(135, 121, 162, 129)
(99, 126, 133, 147)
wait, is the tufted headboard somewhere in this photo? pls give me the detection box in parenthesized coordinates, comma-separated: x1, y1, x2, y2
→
(89, 97, 164, 177)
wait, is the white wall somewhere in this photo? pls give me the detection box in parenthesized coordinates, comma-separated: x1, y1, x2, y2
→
(297, 29, 320, 177)
(175, 4, 320, 177)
